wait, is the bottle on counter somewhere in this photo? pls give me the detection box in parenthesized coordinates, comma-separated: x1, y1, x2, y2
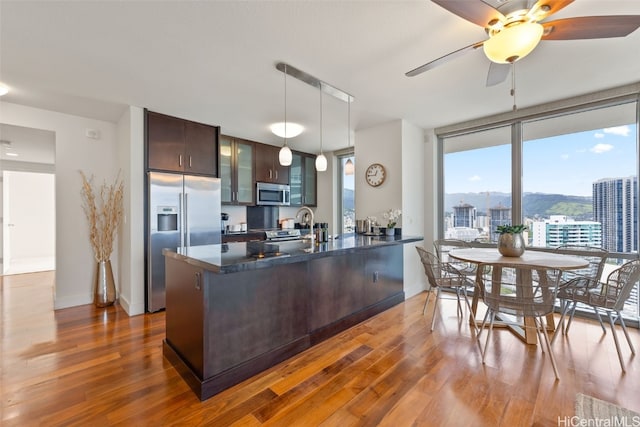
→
(322, 223, 328, 243)
(314, 223, 322, 243)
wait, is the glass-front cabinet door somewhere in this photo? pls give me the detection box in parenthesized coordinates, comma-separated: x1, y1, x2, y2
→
(219, 136, 254, 205)
(235, 140, 254, 204)
(219, 136, 233, 203)
(303, 155, 317, 206)
(290, 153, 303, 205)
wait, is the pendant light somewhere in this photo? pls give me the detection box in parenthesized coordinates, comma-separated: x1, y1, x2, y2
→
(315, 83, 327, 172)
(278, 64, 293, 166)
(344, 99, 354, 175)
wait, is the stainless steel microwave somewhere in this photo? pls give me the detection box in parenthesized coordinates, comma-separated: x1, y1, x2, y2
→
(256, 182, 290, 206)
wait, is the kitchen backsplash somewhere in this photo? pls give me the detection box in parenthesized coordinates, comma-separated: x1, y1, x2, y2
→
(221, 205, 313, 230)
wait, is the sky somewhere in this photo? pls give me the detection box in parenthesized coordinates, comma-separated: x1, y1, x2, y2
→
(445, 124, 637, 197)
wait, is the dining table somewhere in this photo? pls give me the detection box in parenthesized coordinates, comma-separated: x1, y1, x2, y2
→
(448, 247, 589, 345)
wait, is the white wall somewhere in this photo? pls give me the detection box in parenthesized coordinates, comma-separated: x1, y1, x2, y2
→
(116, 107, 145, 315)
(3, 171, 55, 269)
(355, 120, 403, 221)
(0, 101, 120, 309)
(423, 129, 437, 249)
(401, 121, 426, 298)
(355, 119, 426, 297)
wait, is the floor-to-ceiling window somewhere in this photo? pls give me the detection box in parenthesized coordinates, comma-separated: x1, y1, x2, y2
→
(338, 154, 355, 235)
(443, 126, 512, 242)
(438, 91, 640, 323)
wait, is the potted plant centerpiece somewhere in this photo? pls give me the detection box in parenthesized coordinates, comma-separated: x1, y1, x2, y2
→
(80, 171, 124, 307)
(496, 224, 527, 257)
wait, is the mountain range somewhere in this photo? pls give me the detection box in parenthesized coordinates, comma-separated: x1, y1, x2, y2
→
(446, 192, 593, 220)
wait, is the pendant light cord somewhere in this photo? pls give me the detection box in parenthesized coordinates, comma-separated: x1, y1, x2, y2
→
(284, 64, 288, 144)
(319, 83, 323, 153)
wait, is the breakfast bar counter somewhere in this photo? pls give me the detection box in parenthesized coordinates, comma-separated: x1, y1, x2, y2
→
(162, 234, 422, 400)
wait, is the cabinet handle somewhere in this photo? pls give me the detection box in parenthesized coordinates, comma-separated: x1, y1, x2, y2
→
(275, 170, 278, 180)
(269, 169, 273, 179)
(179, 154, 183, 167)
(189, 156, 192, 168)
(194, 272, 201, 290)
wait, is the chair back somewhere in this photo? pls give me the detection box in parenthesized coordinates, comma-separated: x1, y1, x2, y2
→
(554, 245, 608, 282)
(434, 239, 470, 263)
(478, 263, 561, 317)
(415, 246, 441, 289)
(599, 259, 640, 311)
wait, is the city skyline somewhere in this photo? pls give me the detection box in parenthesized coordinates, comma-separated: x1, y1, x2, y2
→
(445, 124, 637, 197)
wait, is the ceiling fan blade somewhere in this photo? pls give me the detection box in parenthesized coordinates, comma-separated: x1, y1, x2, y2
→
(486, 62, 510, 87)
(542, 15, 640, 40)
(529, 0, 574, 21)
(406, 41, 484, 77)
(431, 0, 504, 27)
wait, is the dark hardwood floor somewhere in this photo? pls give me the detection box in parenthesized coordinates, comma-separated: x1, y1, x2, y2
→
(1, 271, 639, 426)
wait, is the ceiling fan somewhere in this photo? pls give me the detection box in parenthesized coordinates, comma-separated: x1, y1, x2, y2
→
(406, 0, 640, 86)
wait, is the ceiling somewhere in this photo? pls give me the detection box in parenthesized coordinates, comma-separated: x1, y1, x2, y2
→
(1, 1, 639, 155)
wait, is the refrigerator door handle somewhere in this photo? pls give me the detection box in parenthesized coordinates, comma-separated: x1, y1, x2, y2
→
(184, 192, 190, 247)
(179, 192, 185, 248)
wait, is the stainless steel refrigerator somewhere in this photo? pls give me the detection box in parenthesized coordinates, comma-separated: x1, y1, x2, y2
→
(147, 172, 221, 312)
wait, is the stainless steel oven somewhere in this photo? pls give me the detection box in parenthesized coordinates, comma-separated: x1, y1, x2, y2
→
(256, 182, 290, 206)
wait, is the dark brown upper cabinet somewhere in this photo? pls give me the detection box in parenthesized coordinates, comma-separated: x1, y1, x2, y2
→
(146, 111, 219, 176)
(254, 143, 289, 185)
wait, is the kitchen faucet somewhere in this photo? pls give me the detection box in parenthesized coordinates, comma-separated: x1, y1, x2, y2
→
(296, 206, 314, 242)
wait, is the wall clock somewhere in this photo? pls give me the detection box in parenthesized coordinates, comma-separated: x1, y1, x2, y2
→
(365, 163, 386, 187)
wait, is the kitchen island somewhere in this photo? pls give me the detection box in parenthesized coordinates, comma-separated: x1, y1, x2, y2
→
(162, 234, 422, 400)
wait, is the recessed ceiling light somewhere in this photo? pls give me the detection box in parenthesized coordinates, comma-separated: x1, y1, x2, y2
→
(6, 152, 18, 157)
(0, 83, 9, 96)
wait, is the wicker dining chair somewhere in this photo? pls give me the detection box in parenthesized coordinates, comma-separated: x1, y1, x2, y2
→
(415, 246, 477, 333)
(477, 262, 563, 380)
(555, 259, 640, 372)
(433, 238, 477, 277)
(553, 245, 609, 336)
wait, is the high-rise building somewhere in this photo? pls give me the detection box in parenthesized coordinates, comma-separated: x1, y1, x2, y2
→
(531, 215, 602, 248)
(453, 202, 476, 228)
(489, 204, 511, 242)
(593, 177, 638, 253)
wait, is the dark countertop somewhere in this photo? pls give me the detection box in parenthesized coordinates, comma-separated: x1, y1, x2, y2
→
(164, 234, 423, 274)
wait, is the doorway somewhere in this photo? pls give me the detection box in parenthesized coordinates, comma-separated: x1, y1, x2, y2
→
(0, 124, 56, 275)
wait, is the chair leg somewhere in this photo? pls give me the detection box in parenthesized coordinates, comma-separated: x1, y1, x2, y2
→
(477, 306, 491, 340)
(461, 287, 478, 335)
(565, 302, 577, 334)
(616, 311, 636, 355)
(430, 288, 440, 332)
(537, 317, 560, 380)
(593, 307, 607, 334)
(482, 311, 496, 364)
(422, 288, 432, 315)
(552, 300, 571, 344)
(454, 289, 463, 318)
(606, 311, 627, 373)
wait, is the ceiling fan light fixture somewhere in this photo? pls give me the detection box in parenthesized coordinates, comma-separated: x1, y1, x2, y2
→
(483, 22, 543, 64)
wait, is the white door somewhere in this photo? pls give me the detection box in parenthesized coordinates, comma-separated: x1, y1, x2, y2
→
(3, 170, 55, 275)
